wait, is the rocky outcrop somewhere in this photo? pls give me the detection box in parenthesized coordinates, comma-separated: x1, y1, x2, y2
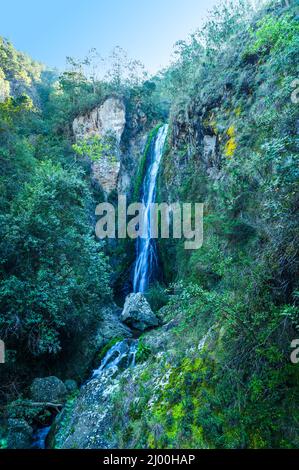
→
(73, 97, 126, 142)
(121, 293, 159, 331)
(73, 97, 126, 194)
(7, 419, 33, 449)
(52, 368, 121, 448)
(30, 377, 68, 404)
(95, 304, 133, 345)
(72, 96, 151, 197)
(51, 339, 137, 449)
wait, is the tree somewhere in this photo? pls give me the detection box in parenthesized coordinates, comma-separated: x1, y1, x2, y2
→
(105, 46, 147, 89)
(0, 161, 111, 356)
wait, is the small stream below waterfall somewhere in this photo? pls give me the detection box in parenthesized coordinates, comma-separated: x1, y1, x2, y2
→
(31, 426, 51, 449)
(31, 340, 138, 449)
(92, 339, 138, 378)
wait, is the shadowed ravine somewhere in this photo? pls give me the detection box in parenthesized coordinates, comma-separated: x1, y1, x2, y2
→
(32, 126, 168, 449)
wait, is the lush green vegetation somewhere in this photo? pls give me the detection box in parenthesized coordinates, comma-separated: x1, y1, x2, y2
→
(0, 0, 298, 450)
(0, 37, 43, 90)
(151, 0, 299, 448)
(101, 0, 299, 450)
(0, 39, 113, 403)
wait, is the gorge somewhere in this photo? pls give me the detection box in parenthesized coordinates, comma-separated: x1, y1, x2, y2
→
(0, 0, 298, 451)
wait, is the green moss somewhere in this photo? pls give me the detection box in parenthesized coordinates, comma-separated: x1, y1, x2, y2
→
(147, 354, 214, 448)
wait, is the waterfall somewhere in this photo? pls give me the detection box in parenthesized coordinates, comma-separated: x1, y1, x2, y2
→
(133, 124, 168, 293)
(92, 339, 138, 378)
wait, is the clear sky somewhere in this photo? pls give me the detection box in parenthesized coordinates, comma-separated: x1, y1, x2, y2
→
(0, 0, 219, 74)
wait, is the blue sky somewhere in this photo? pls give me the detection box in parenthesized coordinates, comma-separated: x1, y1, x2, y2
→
(0, 0, 219, 74)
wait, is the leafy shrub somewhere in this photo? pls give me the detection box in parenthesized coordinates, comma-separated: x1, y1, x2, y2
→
(136, 339, 151, 364)
(0, 161, 111, 356)
(145, 283, 169, 313)
(250, 13, 299, 55)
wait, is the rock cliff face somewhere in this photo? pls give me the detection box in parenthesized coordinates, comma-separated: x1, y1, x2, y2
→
(73, 97, 126, 195)
(72, 96, 149, 197)
(73, 97, 126, 142)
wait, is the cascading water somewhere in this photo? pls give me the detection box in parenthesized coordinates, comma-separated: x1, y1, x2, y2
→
(133, 124, 168, 293)
(34, 126, 168, 449)
(32, 127, 168, 450)
(31, 426, 51, 449)
(92, 339, 138, 378)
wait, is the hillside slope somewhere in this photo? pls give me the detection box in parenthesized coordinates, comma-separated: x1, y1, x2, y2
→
(52, 0, 299, 449)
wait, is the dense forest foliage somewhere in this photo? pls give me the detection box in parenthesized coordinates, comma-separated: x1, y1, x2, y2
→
(0, 0, 298, 450)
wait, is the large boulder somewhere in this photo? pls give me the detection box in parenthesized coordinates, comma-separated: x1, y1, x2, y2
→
(7, 419, 33, 449)
(30, 376, 67, 404)
(121, 293, 159, 331)
(96, 304, 132, 341)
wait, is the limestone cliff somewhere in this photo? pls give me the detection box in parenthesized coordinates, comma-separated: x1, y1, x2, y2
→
(72, 96, 149, 197)
(73, 97, 126, 142)
(73, 97, 126, 194)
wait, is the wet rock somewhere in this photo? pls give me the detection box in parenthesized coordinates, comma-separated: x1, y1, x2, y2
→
(52, 339, 137, 449)
(52, 303, 132, 382)
(7, 419, 33, 449)
(30, 376, 67, 403)
(121, 293, 159, 331)
(203, 135, 217, 164)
